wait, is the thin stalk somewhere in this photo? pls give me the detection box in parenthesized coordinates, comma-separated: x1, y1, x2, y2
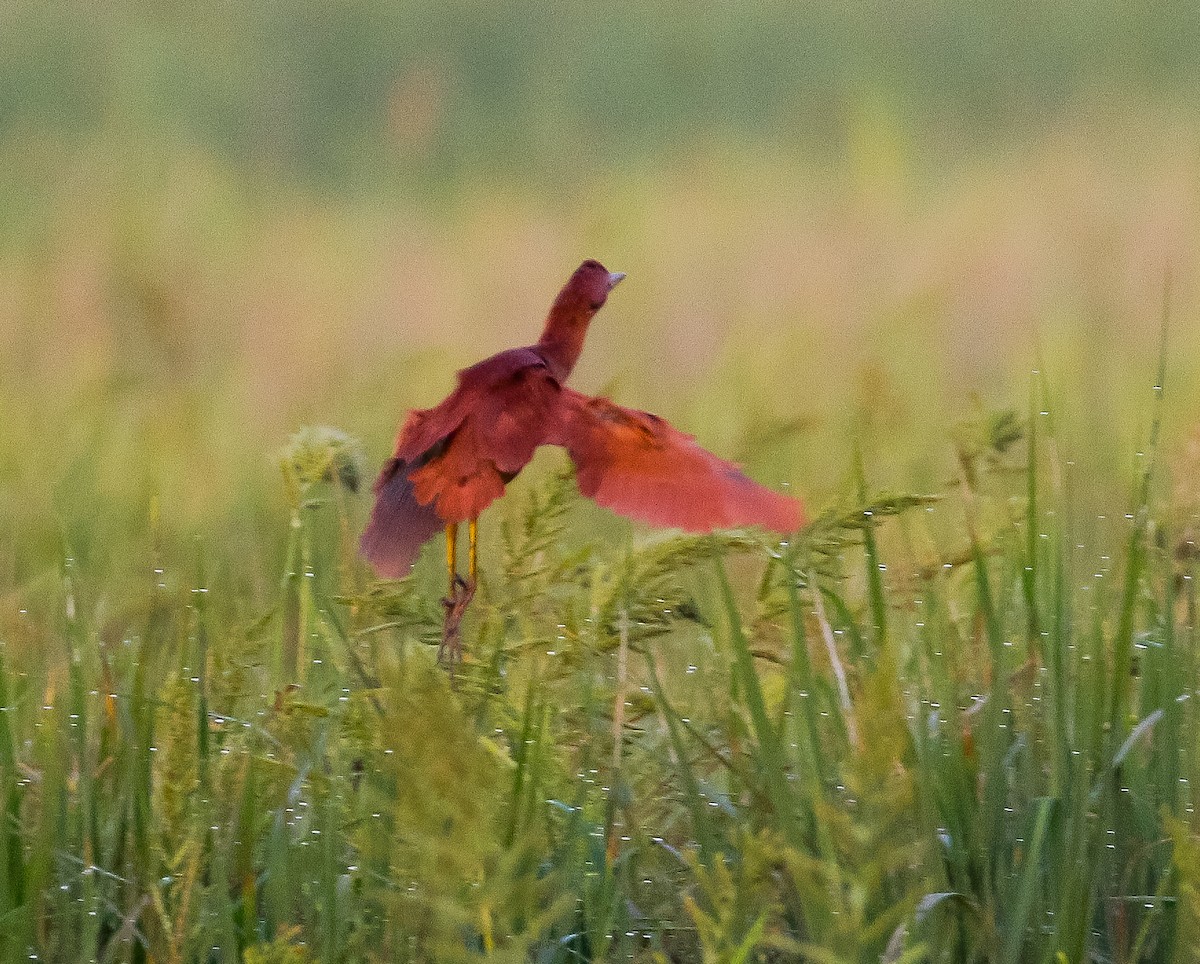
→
(809, 571, 858, 748)
(1109, 291, 1170, 740)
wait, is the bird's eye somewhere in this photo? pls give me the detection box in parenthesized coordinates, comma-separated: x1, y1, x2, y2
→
(589, 299, 604, 310)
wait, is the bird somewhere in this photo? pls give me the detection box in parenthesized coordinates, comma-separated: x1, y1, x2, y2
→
(360, 260, 804, 653)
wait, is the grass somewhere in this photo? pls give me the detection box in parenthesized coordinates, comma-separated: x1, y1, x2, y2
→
(2, 102, 1199, 963)
(6, 3, 1200, 955)
(1, 341, 1198, 963)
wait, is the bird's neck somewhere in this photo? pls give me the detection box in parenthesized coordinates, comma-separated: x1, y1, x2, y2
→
(535, 311, 591, 381)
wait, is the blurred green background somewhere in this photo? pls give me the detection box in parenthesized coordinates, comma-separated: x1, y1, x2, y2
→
(3, 0, 1200, 591)
(7, 7, 1200, 961)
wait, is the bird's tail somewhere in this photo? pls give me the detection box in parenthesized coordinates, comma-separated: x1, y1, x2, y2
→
(359, 458, 445, 578)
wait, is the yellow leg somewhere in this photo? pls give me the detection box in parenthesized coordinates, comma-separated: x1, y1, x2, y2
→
(468, 518, 478, 584)
(445, 522, 459, 595)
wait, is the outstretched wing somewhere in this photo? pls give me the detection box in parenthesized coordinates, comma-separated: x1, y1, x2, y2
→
(360, 348, 564, 577)
(556, 390, 803, 533)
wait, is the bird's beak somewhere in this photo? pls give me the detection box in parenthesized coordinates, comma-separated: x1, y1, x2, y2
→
(607, 271, 626, 290)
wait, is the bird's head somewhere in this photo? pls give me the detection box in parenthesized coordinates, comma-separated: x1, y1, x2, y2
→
(537, 260, 625, 379)
(562, 259, 626, 314)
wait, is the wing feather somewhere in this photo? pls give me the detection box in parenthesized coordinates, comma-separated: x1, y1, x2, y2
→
(408, 362, 563, 521)
(358, 456, 446, 577)
(361, 349, 565, 577)
(556, 390, 803, 533)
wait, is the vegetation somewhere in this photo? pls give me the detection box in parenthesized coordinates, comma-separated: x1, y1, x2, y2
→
(4, 4, 1200, 959)
(2, 336, 1199, 961)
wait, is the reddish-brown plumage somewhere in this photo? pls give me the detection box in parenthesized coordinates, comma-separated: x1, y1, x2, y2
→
(360, 260, 805, 578)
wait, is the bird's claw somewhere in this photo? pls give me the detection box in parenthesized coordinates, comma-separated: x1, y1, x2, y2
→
(438, 576, 477, 668)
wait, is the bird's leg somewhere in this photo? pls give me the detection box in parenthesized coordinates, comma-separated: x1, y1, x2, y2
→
(439, 522, 463, 666)
(468, 518, 478, 588)
(439, 521, 477, 668)
(445, 521, 459, 597)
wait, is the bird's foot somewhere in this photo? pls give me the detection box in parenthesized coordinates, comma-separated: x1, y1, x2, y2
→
(438, 575, 477, 668)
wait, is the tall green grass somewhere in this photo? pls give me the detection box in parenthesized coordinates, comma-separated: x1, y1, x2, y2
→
(0, 361, 1196, 962)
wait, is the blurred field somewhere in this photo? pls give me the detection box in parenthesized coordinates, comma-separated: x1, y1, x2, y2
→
(6, 0, 1200, 583)
(5, 2, 1200, 961)
(5, 122, 1200, 587)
